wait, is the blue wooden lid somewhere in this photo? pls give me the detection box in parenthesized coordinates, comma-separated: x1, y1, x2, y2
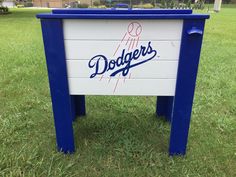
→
(36, 8, 209, 19)
(52, 9, 192, 14)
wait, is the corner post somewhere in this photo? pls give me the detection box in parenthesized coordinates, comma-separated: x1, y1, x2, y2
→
(169, 19, 206, 155)
(40, 19, 75, 153)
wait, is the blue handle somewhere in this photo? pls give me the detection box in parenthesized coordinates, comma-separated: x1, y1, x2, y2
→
(112, 3, 131, 10)
(187, 27, 203, 35)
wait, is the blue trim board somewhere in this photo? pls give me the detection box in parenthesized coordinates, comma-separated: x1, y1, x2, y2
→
(40, 19, 75, 153)
(169, 19, 206, 155)
(36, 13, 209, 20)
(52, 9, 192, 14)
(37, 8, 209, 19)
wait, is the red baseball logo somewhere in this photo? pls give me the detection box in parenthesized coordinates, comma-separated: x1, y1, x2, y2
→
(127, 22, 142, 37)
(101, 21, 143, 93)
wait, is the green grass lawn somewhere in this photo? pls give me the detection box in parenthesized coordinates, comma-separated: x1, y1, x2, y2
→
(0, 7, 236, 177)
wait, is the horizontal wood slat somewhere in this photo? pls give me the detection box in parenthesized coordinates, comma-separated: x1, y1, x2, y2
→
(68, 78, 176, 96)
(64, 40, 181, 60)
(63, 20, 183, 40)
(66, 60, 178, 79)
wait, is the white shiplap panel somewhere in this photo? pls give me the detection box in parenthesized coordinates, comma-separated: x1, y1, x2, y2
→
(68, 78, 176, 96)
(66, 60, 178, 79)
(63, 20, 183, 40)
(64, 40, 180, 60)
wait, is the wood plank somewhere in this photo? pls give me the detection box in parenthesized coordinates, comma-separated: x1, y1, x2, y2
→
(68, 78, 176, 96)
(64, 40, 181, 60)
(63, 19, 183, 40)
(66, 60, 178, 79)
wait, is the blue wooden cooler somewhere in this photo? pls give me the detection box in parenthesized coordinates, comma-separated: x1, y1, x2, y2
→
(36, 8, 209, 155)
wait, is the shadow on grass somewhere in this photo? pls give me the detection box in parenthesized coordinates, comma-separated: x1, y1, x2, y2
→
(72, 96, 170, 156)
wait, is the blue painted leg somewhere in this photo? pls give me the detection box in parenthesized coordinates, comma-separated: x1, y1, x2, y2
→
(41, 19, 75, 153)
(74, 95, 86, 117)
(156, 96, 174, 122)
(169, 19, 206, 155)
(156, 96, 168, 117)
(166, 97, 174, 122)
(70, 96, 76, 121)
(70, 95, 86, 121)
